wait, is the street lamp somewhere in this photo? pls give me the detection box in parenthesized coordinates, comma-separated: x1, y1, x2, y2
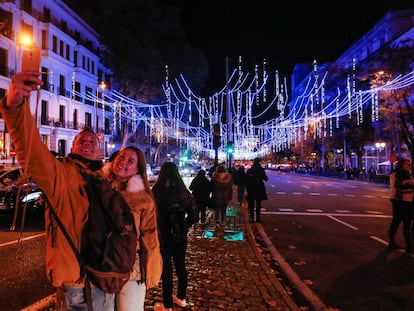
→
(375, 142, 386, 171)
(107, 142, 115, 158)
(15, 33, 33, 74)
(95, 82, 106, 133)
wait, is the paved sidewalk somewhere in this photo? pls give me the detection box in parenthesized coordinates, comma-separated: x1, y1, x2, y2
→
(24, 205, 300, 311)
(144, 205, 300, 311)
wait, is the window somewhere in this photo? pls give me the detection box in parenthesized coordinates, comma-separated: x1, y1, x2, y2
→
(85, 112, 92, 128)
(73, 109, 78, 129)
(74, 50, 78, 67)
(59, 74, 65, 96)
(59, 105, 65, 127)
(40, 100, 48, 125)
(58, 139, 66, 156)
(41, 30, 47, 49)
(41, 67, 50, 91)
(66, 44, 70, 60)
(43, 7, 50, 22)
(52, 36, 57, 53)
(85, 86, 93, 106)
(75, 81, 81, 102)
(0, 48, 7, 76)
(41, 134, 48, 146)
(59, 40, 64, 57)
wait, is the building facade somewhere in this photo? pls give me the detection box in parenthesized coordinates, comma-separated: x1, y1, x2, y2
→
(0, 0, 114, 159)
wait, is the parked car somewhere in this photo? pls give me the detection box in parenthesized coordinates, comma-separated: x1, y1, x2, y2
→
(0, 168, 45, 216)
(147, 164, 159, 187)
(179, 165, 196, 177)
(0, 167, 23, 188)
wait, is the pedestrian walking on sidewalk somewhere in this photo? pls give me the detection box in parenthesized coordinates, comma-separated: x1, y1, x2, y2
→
(103, 147, 162, 311)
(210, 164, 233, 225)
(246, 158, 268, 223)
(390, 158, 414, 253)
(233, 165, 246, 205)
(189, 169, 212, 224)
(152, 162, 195, 311)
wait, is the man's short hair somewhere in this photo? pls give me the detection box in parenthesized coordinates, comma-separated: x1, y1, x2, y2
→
(74, 127, 100, 143)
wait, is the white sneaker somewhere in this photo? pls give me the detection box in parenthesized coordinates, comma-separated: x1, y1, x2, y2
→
(173, 295, 188, 307)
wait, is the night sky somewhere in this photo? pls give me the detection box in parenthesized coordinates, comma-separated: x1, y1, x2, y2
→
(165, 0, 414, 93)
(66, 0, 414, 95)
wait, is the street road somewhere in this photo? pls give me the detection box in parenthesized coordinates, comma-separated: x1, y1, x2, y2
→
(1, 171, 414, 310)
(260, 170, 414, 311)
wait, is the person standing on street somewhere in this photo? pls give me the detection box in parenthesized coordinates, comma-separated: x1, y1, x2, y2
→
(189, 169, 212, 224)
(391, 158, 414, 253)
(152, 161, 194, 311)
(1, 71, 119, 310)
(246, 158, 268, 223)
(210, 164, 233, 226)
(233, 165, 246, 206)
(103, 147, 162, 311)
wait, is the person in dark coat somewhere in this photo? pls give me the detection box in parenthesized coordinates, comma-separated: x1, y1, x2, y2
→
(152, 162, 194, 310)
(246, 158, 268, 223)
(233, 165, 246, 205)
(210, 164, 232, 225)
(189, 169, 212, 224)
(391, 158, 414, 253)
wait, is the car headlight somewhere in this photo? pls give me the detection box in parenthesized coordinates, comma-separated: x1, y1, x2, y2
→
(22, 191, 43, 203)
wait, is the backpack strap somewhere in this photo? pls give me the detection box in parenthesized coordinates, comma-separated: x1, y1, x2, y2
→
(48, 198, 94, 311)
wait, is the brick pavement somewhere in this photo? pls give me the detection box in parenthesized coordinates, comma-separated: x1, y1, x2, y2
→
(24, 205, 300, 311)
(144, 205, 300, 311)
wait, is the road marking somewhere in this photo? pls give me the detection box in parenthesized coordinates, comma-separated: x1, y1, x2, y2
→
(327, 193, 338, 196)
(279, 208, 294, 212)
(310, 193, 320, 196)
(262, 211, 391, 218)
(0, 233, 45, 248)
(306, 209, 323, 213)
(293, 192, 303, 195)
(327, 215, 359, 230)
(370, 235, 387, 245)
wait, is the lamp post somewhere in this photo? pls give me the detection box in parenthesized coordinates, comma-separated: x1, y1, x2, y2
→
(375, 142, 385, 172)
(95, 82, 106, 133)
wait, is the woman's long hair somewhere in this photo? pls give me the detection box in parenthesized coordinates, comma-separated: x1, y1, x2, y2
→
(110, 146, 153, 196)
(152, 161, 186, 191)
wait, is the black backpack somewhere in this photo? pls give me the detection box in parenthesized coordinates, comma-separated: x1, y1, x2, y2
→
(50, 172, 137, 301)
(80, 172, 137, 293)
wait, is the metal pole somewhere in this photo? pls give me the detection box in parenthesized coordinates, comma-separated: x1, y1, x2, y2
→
(226, 57, 232, 172)
(343, 125, 347, 179)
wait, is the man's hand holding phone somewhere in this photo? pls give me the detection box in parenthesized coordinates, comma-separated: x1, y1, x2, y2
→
(6, 71, 43, 108)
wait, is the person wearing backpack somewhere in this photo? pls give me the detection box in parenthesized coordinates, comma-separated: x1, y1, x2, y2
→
(152, 162, 195, 311)
(189, 169, 212, 224)
(103, 147, 162, 311)
(1, 71, 122, 310)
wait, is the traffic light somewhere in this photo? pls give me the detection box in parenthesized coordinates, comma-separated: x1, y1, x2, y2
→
(213, 123, 221, 149)
(226, 141, 234, 154)
(213, 136, 221, 149)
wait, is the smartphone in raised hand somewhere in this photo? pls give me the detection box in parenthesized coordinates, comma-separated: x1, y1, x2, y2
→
(21, 48, 40, 72)
(21, 48, 41, 87)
